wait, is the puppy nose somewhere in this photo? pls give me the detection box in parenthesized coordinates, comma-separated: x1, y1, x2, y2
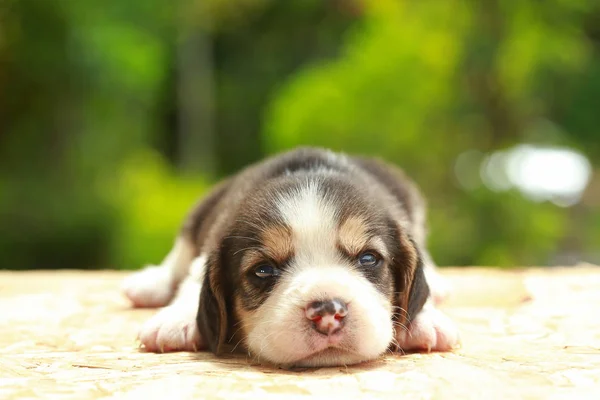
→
(305, 298, 348, 335)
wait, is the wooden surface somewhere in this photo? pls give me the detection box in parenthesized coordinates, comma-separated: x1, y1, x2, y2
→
(1, 267, 599, 399)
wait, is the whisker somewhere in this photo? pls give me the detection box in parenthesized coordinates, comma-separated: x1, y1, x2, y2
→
(227, 324, 246, 346)
(392, 320, 409, 333)
(230, 337, 245, 353)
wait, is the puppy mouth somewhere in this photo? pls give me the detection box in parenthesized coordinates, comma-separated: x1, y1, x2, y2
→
(298, 334, 358, 359)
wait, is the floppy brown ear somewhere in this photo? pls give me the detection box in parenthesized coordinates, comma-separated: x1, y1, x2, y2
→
(196, 253, 229, 354)
(392, 233, 430, 326)
(405, 244, 430, 322)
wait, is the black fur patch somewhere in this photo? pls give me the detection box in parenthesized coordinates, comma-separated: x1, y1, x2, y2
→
(191, 147, 431, 355)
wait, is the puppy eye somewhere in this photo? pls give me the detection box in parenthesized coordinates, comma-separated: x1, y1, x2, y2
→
(358, 252, 380, 267)
(254, 264, 281, 279)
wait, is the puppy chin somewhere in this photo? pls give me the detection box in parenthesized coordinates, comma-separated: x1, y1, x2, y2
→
(289, 348, 373, 368)
(243, 265, 394, 368)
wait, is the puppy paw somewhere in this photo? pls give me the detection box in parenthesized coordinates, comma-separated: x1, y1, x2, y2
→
(122, 265, 175, 308)
(396, 307, 460, 353)
(138, 305, 202, 353)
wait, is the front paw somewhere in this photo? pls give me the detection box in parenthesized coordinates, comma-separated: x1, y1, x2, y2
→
(122, 265, 175, 308)
(138, 305, 202, 353)
(396, 307, 460, 353)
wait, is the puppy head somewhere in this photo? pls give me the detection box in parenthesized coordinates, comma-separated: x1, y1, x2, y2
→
(197, 174, 427, 367)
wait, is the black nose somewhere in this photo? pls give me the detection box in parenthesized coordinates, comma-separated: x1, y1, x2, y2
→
(305, 298, 348, 335)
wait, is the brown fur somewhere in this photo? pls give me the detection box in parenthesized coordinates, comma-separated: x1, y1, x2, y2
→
(393, 231, 420, 327)
(260, 225, 294, 263)
(337, 216, 370, 257)
(191, 147, 431, 357)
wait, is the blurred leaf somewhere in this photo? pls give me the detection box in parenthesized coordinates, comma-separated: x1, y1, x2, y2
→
(98, 150, 209, 269)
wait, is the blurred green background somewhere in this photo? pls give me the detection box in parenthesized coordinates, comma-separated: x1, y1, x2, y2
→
(1, 0, 599, 270)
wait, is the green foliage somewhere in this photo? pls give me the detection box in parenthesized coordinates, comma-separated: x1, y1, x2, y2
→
(1, 0, 599, 269)
(262, 0, 600, 266)
(0, 0, 180, 269)
(100, 150, 209, 269)
(265, 0, 469, 168)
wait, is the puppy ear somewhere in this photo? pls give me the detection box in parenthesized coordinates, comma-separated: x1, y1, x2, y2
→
(392, 233, 430, 325)
(405, 244, 430, 322)
(196, 253, 228, 354)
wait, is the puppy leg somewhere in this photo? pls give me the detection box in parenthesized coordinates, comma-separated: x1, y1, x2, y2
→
(122, 237, 195, 308)
(396, 300, 460, 353)
(421, 250, 452, 305)
(138, 255, 206, 352)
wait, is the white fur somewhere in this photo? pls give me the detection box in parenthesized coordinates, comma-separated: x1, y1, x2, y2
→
(121, 265, 175, 308)
(395, 300, 460, 352)
(137, 255, 207, 352)
(123, 175, 456, 363)
(122, 237, 194, 307)
(410, 193, 452, 304)
(423, 260, 452, 304)
(276, 179, 340, 266)
(246, 265, 394, 367)
(244, 181, 394, 367)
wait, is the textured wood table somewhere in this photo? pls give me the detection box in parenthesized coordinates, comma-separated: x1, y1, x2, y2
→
(1, 267, 599, 399)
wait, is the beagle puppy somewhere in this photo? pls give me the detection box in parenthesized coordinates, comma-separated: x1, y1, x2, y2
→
(122, 147, 459, 367)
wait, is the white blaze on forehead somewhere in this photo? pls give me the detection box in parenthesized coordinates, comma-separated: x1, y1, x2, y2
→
(245, 178, 396, 367)
(276, 179, 340, 266)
